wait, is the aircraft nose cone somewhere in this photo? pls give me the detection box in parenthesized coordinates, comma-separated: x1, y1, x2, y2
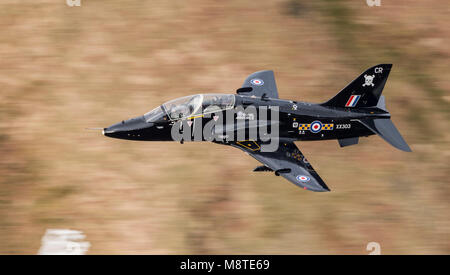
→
(103, 116, 148, 139)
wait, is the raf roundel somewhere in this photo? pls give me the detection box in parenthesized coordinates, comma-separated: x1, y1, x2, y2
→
(296, 175, 310, 182)
(310, 121, 323, 133)
(250, 78, 264, 86)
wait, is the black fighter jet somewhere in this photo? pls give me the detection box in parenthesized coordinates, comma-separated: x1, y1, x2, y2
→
(103, 64, 411, 192)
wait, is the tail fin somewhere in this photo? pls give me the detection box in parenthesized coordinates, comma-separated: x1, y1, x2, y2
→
(376, 95, 387, 111)
(358, 118, 412, 152)
(322, 64, 392, 108)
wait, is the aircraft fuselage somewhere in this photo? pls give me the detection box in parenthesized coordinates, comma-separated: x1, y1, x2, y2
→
(103, 95, 388, 143)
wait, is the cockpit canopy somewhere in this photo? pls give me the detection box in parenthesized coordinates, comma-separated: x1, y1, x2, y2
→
(144, 94, 235, 123)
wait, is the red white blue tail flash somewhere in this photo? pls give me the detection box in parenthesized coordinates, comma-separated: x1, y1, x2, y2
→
(345, 95, 360, 107)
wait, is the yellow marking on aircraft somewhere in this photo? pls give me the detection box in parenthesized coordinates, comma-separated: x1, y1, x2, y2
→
(186, 114, 205, 120)
(236, 141, 261, 151)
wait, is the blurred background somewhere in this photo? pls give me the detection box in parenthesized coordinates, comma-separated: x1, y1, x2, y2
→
(0, 0, 449, 254)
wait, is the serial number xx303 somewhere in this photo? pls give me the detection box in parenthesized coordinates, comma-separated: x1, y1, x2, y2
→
(336, 124, 351, 129)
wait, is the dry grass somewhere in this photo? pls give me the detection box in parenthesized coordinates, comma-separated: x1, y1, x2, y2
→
(0, 0, 449, 254)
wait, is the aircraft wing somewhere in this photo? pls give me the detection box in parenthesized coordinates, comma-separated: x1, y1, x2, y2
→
(238, 70, 279, 99)
(230, 140, 330, 192)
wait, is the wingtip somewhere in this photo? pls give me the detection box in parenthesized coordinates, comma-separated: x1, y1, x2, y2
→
(395, 142, 412, 152)
(402, 146, 412, 152)
(303, 184, 331, 192)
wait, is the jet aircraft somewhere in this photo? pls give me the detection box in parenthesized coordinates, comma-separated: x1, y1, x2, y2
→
(102, 64, 411, 192)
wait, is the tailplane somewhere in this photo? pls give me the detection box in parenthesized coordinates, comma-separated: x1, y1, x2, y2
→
(322, 64, 392, 108)
(323, 64, 411, 152)
(358, 118, 412, 152)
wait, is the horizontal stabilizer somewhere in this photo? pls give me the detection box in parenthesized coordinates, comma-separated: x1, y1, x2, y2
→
(358, 118, 412, 152)
(338, 137, 359, 147)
